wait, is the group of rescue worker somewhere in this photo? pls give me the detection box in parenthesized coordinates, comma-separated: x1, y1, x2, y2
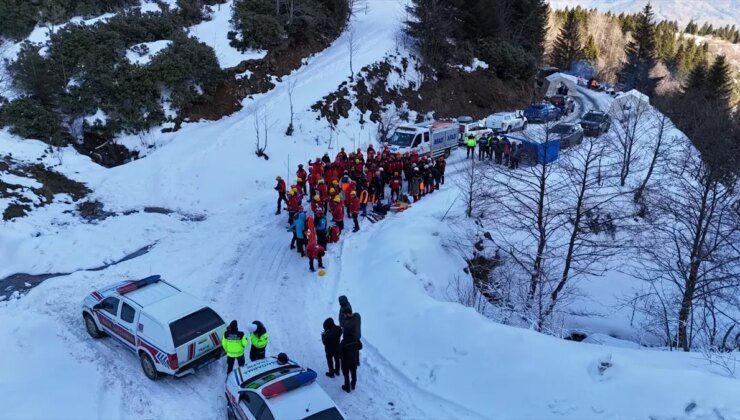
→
(463, 133, 524, 169)
(276, 143, 448, 272)
(222, 320, 270, 374)
(221, 296, 363, 394)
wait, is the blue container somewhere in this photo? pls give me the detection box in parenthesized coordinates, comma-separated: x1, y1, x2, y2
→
(503, 134, 559, 165)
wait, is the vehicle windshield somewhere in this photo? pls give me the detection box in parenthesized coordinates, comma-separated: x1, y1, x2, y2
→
(169, 307, 223, 348)
(304, 407, 344, 420)
(551, 124, 572, 134)
(388, 131, 415, 147)
(241, 365, 303, 389)
(582, 113, 603, 122)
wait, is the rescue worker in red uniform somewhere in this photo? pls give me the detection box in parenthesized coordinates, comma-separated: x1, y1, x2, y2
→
(347, 191, 361, 232)
(274, 176, 287, 215)
(296, 164, 308, 195)
(331, 195, 344, 231)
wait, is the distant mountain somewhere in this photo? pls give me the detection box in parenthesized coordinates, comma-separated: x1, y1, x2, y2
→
(548, 0, 740, 27)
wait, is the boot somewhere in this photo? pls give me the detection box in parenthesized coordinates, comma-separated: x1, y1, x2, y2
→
(325, 372, 335, 378)
(341, 385, 350, 393)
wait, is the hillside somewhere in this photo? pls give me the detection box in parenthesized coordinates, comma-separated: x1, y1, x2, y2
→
(1, 0, 739, 419)
(549, 0, 740, 27)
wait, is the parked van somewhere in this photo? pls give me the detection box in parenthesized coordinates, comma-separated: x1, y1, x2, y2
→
(386, 121, 459, 158)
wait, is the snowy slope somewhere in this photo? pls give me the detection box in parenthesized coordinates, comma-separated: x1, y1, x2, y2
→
(1, 1, 740, 419)
(548, 0, 740, 27)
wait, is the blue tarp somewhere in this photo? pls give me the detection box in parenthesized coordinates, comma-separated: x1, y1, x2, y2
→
(503, 134, 559, 165)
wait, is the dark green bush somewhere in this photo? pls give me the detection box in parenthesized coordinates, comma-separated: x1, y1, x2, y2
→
(0, 96, 67, 144)
(6, 10, 225, 143)
(0, 0, 139, 40)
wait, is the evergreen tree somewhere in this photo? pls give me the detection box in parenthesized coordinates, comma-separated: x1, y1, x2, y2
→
(684, 19, 697, 34)
(583, 35, 599, 62)
(705, 55, 733, 110)
(618, 3, 661, 96)
(549, 9, 584, 70)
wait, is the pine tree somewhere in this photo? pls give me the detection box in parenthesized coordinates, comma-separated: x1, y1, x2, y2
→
(583, 35, 599, 62)
(705, 55, 733, 110)
(549, 9, 584, 70)
(685, 19, 697, 34)
(618, 3, 661, 96)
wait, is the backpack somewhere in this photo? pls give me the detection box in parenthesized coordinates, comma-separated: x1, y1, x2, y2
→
(329, 225, 341, 243)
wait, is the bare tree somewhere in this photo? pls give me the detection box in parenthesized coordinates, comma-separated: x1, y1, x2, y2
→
(376, 105, 403, 143)
(253, 106, 271, 160)
(634, 140, 739, 351)
(455, 155, 479, 218)
(285, 80, 296, 136)
(609, 95, 651, 187)
(347, 26, 358, 81)
(634, 109, 672, 203)
(476, 122, 569, 329)
(543, 137, 625, 319)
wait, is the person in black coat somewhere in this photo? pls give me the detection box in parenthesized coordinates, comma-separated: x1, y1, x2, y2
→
(338, 295, 352, 324)
(339, 306, 362, 392)
(321, 318, 342, 378)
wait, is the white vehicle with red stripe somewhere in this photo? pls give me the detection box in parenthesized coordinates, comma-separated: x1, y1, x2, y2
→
(82, 275, 227, 380)
(225, 356, 344, 420)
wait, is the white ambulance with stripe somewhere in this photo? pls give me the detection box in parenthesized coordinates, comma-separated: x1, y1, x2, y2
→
(82, 275, 227, 380)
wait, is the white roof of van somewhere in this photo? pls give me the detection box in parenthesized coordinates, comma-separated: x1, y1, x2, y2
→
(141, 292, 205, 323)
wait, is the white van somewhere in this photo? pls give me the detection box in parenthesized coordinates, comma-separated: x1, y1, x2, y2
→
(82, 275, 227, 380)
(386, 121, 459, 158)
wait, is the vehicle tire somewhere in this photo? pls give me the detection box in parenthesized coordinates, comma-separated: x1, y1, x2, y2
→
(444, 148, 451, 158)
(84, 313, 104, 338)
(505, 126, 511, 133)
(522, 122, 528, 130)
(140, 352, 160, 381)
(227, 405, 238, 420)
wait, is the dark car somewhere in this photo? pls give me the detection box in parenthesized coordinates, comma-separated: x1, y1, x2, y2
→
(551, 123, 583, 149)
(524, 103, 562, 123)
(579, 111, 611, 136)
(549, 95, 575, 116)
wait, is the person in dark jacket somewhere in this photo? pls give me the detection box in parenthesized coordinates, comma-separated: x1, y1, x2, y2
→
(340, 306, 362, 342)
(338, 295, 352, 323)
(339, 306, 362, 392)
(321, 317, 342, 378)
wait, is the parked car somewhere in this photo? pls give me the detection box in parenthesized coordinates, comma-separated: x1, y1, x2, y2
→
(485, 111, 527, 133)
(579, 110, 611, 136)
(550, 123, 584, 148)
(524, 103, 562, 123)
(457, 116, 492, 145)
(548, 95, 575, 116)
(82, 275, 227, 380)
(226, 356, 344, 420)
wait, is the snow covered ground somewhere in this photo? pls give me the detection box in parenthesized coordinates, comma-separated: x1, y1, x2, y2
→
(186, 0, 267, 69)
(1, 0, 739, 419)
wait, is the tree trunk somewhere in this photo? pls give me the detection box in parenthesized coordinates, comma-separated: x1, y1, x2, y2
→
(677, 176, 713, 351)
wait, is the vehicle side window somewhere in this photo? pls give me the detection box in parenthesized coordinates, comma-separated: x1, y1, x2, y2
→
(423, 132, 429, 143)
(100, 297, 120, 316)
(241, 391, 271, 419)
(412, 135, 421, 148)
(120, 302, 136, 324)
